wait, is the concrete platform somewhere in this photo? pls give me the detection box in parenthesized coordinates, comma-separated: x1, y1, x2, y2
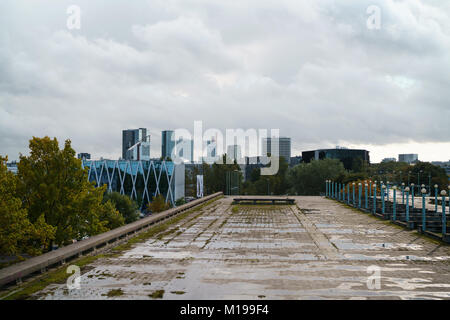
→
(31, 196, 450, 300)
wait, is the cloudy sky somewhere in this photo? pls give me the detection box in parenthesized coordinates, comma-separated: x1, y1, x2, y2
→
(1, 0, 449, 163)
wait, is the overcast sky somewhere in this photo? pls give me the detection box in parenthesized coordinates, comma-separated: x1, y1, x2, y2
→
(1, 0, 449, 163)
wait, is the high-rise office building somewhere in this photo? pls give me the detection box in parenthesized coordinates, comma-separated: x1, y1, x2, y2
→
(262, 137, 291, 164)
(161, 130, 175, 160)
(77, 153, 91, 160)
(122, 128, 149, 160)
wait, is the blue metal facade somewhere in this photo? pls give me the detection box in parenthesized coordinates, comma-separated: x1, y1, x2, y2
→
(82, 160, 177, 208)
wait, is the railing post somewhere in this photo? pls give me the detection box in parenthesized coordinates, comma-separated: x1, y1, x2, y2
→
(386, 181, 390, 202)
(338, 183, 341, 201)
(434, 184, 438, 212)
(358, 183, 362, 209)
(401, 183, 405, 205)
(373, 183, 377, 214)
(421, 187, 427, 232)
(352, 183, 356, 207)
(365, 183, 368, 209)
(393, 186, 397, 221)
(442, 190, 447, 235)
(411, 183, 415, 211)
(347, 184, 350, 204)
(343, 184, 346, 202)
(405, 187, 410, 223)
(381, 184, 385, 214)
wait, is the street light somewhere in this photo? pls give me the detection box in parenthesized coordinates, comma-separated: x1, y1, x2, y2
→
(405, 186, 410, 222)
(392, 185, 397, 221)
(441, 190, 447, 235)
(411, 183, 415, 210)
(421, 187, 427, 232)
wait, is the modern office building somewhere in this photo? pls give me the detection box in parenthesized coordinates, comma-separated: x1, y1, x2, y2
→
(399, 154, 419, 164)
(82, 159, 185, 209)
(122, 128, 149, 160)
(302, 147, 370, 170)
(176, 139, 194, 163)
(162, 130, 193, 163)
(77, 153, 91, 160)
(161, 130, 175, 160)
(262, 137, 291, 164)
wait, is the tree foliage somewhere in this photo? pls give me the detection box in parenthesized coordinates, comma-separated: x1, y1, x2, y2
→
(288, 159, 346, 195)
(147, 194, 170, 213)
(103, 191, 139, 224)
(16, 137, 123, 248)
(0, 156, 55, 256)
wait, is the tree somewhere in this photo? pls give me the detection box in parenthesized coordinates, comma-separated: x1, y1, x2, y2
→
(98, 201, 125, 230)
(16, 136, 120, 247)
(103, 191, 139, 224)
(288, 159, 346, 195)
(175, 197, 186, 206)
(147, 194, 170, 213)
(0, 156, 55, 256)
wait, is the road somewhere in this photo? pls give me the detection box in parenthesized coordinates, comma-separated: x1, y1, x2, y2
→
(35, 196, 450, 299)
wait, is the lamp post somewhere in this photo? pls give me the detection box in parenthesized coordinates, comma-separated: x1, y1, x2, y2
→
(441, 190, 447, 235)
(434, 184, 438, 212)
(408, 171, 411, 186)
(386, 181, 390, 202)
(381, 184, 386, 214)
(352, 182, 356, 207)
(331, 181, 334, 199)
(401, 183, 405, 205)
(411, 183, 415, 210)
(358, 183, 362, 209)
(405, 187, 410, 223)
(365, 183, 368, 209)
(393, 186, 397, 221)
(373, 183, 377, 214)
(335, 182, 338, 199)
(421, 187, 427, 232)
(347, 183, 350, 204)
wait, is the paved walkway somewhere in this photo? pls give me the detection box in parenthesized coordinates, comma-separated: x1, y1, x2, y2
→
(36, 196, 450, 300)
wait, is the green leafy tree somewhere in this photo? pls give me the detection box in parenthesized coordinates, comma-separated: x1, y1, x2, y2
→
(288, 159, 346, 195)
(103, 191, 139, 224)
(147, 194, 170, 213)
(16, 137, 120, 247)
(0, 156, 55, 256)
(98, 201, 125, 230)
(175, 197, 186, 206)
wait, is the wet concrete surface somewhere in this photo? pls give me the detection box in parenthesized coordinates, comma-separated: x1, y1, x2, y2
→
(37, 196, 450, 300)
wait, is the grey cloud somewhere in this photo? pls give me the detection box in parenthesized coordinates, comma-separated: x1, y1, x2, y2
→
(0, 0, 449, 162)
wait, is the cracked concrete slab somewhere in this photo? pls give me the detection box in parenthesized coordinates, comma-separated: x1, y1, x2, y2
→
(35, 196, 450, 300)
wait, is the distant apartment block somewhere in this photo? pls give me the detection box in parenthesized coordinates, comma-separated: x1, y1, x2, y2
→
(398, 154, 418, 164)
